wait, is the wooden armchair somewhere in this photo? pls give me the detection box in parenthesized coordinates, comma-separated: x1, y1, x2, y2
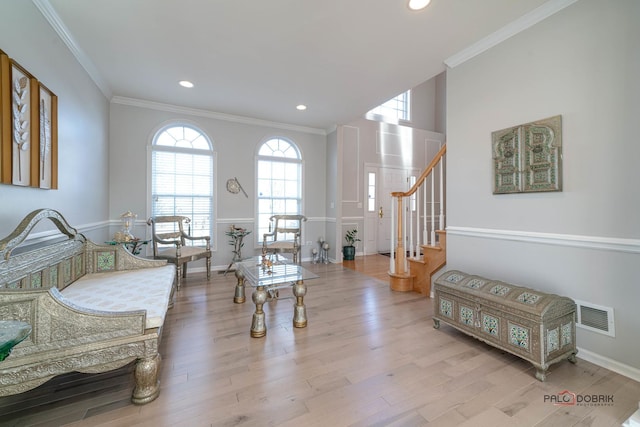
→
(262, 215, 307, 264)
(147, 216, 211, 289)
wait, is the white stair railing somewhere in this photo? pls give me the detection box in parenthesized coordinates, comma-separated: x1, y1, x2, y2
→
(390, 144, 446, 277)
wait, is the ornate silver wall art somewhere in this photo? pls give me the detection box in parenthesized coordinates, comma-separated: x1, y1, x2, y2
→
(492, 115, 562, 194)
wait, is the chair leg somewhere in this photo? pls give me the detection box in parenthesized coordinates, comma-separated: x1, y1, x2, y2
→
(206, 256, 211, 280)
(182, 263, 187, 278)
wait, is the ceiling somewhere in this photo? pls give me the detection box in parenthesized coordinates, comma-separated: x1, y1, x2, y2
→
(40, 0, 553, 132)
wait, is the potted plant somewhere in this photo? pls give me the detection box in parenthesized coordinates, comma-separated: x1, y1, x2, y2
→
(342, 229, 360, 261)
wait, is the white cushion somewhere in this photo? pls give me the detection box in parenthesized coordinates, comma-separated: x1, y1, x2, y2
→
(61, 265, 175, 329)
(265, 242, 296, 250)
(157, 246, 208, 258)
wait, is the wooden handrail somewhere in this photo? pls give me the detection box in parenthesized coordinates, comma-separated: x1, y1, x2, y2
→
(391, 144, 446, 198)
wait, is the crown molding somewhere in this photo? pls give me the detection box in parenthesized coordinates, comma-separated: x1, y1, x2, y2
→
(111, 96, 327, 136)
(32, 0, 112, 99)
(444, 0, 580, 68)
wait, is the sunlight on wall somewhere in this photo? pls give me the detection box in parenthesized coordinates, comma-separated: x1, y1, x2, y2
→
(377, 122, 415, 168)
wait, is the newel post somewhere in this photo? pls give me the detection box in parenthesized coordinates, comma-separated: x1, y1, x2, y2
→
(392, 192, 406, 275)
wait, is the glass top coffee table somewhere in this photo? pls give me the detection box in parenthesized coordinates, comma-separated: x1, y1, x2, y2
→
(235, 254, 319, 338)
(0, 320, 32, 361)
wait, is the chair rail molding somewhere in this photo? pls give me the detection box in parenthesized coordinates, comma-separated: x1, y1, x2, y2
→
(446, 226, 640, 254)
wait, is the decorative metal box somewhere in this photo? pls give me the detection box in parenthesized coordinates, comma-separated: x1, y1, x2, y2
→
(433, 270, 577, 381)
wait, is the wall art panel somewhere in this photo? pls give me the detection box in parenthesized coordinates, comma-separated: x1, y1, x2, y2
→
(38, 83, 57, 189)
(492, 115, 562, 194)
(10, 60, 37, 187)
(0, 48, 57, 189)
(0, 50, 10, 183)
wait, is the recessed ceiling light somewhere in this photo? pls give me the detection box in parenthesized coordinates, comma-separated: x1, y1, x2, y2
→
(408, 0, 431, 11)
(296, 104, 307, 111)
(179, 80, 194, 88)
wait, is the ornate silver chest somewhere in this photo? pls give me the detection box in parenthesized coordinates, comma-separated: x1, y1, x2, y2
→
(433, 270, 577, 381)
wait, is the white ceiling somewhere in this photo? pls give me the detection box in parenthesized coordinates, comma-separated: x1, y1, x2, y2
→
(40, 0, 559, 132)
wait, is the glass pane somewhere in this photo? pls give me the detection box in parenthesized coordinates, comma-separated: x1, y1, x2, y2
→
(257, 179, 270, 197)
(257, 161, 271, 179)
(166, 126, 184, 142)
(272, 180, 284, 197)
(183, 127, 200, 143)
(193, 155, 211, 171)
(284, 163, 298, 179)
(284, 180, 299, 197)
(193, 175, 211, 195)
(285, 199, 299, 213)
(272, 199, 285, 213)
(154, 174, 176, 194)
(156, 132, 176, 147)
(272, 164, 285, 179)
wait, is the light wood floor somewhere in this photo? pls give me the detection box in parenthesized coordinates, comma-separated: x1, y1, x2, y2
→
(1, 255, 639, 426)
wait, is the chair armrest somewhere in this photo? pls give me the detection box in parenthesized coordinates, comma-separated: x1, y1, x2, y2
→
(182, 234, 210, 250)
(182, 234, 210, 243)
(153, 237, 182, 247)
(263, 231, 276, 242)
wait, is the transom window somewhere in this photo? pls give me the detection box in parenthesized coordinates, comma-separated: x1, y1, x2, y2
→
(151, 124, 214, 244)
(256, 137, 302, 243)
(366, 90, 411, 122)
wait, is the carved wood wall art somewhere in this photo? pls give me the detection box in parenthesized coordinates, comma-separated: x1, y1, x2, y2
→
(492, 115, 562, 194)
(0, 50, 11, 184)
(0, 48, 58, 189)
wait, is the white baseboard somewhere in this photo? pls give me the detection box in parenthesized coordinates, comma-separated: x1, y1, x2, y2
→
(576, 347, 640, 383)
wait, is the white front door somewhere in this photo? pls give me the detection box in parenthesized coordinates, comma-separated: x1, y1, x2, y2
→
(363, 166, 419, 254)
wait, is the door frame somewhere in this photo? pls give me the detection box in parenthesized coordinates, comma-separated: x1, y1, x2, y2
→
(363, 163, 420, 255)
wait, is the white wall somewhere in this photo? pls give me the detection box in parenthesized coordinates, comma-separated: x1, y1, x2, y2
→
(446, 0, 640, 374)
(108, 101, 327, 267)
(408, 78, 437, 131)
(0, 0, 110, 239)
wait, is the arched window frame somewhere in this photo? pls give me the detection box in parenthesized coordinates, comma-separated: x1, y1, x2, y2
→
(255, 137, 303, 245)
(149, 122, 216, 249)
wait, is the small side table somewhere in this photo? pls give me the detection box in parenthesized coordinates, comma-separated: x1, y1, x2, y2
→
(0, 321, 32, 361)
(224, 227, 251, 275)
(105, 239, 149, 256)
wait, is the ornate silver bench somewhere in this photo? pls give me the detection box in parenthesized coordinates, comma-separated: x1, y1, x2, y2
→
(0, 209, 175, 404)
(433, 270, 577, 381)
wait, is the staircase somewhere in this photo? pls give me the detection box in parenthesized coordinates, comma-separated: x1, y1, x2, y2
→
(388, 144, 446, 297)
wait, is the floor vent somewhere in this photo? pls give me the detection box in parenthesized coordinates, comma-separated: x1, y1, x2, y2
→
(575, 299, 615, 337)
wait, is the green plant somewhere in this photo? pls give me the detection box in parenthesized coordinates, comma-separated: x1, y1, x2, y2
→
(344, 229, 361, 246)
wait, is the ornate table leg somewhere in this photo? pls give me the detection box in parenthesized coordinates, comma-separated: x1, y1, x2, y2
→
(292, 280, 307, 328)
(251, 285, 268, 337)
(234, 268, 246, 303)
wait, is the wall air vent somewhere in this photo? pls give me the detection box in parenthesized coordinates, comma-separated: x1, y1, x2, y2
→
(574, 299, 615, 337)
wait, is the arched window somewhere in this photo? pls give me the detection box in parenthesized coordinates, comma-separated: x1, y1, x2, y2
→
(151, 124, 214, 243)
(256, 137, 302, 242)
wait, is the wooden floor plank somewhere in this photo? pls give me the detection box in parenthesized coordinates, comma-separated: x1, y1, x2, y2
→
(1, 255, 638, 426)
